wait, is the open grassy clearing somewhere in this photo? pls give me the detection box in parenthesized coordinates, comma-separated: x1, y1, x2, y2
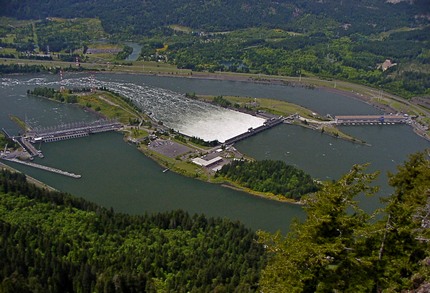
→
(75, 91, 141, 124)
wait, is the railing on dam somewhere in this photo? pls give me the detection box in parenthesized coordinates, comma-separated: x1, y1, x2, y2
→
(224, 117, 284, 145)
(334, 115, 409, 125)
(26, 119, 122, 143)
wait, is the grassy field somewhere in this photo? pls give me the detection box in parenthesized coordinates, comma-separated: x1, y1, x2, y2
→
(75, 91, 143, 124)
(9, 115, 31, 132)
(220, 95, 319, 119)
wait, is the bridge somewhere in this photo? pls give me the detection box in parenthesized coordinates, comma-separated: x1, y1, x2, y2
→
(334, 115, 409, 125)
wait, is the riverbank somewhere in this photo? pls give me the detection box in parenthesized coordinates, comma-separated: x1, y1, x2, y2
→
(2, 63, 427, 204)
(220, 182, 305, 205)
(151, 70, 430, 141)
(3, 57, 428, 140)
(138, 141, 307, 204)
(0, 161, 58, 191)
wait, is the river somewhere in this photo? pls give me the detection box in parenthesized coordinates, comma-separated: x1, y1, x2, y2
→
(125, 42, 142, 61)
(1, 73, 429, 233)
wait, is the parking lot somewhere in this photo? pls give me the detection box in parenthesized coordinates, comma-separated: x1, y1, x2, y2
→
(148, 139, 192, 158)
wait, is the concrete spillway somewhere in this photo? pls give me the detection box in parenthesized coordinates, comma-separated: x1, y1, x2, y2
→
(2, 158, 81, 179)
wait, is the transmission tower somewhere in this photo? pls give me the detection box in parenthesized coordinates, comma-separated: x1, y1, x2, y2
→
(59, 69, 65, 92)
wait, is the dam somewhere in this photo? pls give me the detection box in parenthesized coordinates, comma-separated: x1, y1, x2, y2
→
(334, 114, 409, 125)
(26, 119, 122, 143)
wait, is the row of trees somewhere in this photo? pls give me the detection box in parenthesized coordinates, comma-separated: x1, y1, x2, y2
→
(187, 136, 219, 147)
(216, 159, 320, 200)
(115, 45, 133, 60)
(27, 87, 78, 103)
(259, 153, 430, 292)
(0, 64, 46, 74)
(0, 64, 87, 75)
(0, 169, 266, 292)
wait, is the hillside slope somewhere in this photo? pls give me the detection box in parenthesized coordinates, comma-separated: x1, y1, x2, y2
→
(2, 0, 429, 34)
(0, 169, 265, 292)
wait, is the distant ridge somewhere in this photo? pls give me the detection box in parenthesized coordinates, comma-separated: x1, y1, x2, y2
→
(2, 0, 429, 35)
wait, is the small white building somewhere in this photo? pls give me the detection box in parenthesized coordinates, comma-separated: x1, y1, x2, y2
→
(192, 156, 223, 167)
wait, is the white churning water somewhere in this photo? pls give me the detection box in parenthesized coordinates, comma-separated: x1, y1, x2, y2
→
(2, 76, 266, 143)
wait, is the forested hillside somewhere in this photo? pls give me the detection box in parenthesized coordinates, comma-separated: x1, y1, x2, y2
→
(1, 153, 429, 292)
(2, 0, 429, 35)
(1, 1, 429, 97)
(0, 169, 265, 292)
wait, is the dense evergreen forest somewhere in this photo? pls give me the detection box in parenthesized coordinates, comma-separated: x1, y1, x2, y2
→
(0, 169, 266, 292)
(1, 152, 429, 292)
(259, 153, 430, 292)
(2, 0, 428, 35)
(216, 160, 319, 200)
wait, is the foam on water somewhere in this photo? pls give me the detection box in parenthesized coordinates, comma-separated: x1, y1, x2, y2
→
(2, 76, 265, 143)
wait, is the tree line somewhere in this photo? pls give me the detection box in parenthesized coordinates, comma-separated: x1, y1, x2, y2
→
(27, 87, 78, 104)
(2, 0, 427, 36)
(1, 149, 429, 292)
(216, 159, 320, 200)
(1, 2, 428, 98)
(0, 168, 266, 292)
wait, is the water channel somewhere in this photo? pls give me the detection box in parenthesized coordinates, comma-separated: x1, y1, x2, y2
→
(125, 42, 142, 62)
(1, 73, 429, 233)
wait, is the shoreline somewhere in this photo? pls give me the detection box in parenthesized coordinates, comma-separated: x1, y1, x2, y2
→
(2, 68, 428, 205)
(172, 72, 429, 142)
(220, 183, 305, 205)
(137, 141, 306, 204)
(0, 161, 58, 192)
(5, 60, 428, 141)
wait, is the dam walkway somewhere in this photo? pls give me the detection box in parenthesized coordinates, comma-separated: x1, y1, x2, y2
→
(224, 116, 284, 145)
(26, 119, 122, 143)
(334, 115, 409, 125)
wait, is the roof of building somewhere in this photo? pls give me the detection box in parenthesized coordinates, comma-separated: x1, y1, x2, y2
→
(192, 156, 223, 167)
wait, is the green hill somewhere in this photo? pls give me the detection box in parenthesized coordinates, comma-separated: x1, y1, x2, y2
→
(2, 0, 428, 35)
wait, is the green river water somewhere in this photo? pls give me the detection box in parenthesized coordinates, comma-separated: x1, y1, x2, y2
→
(1, 73, 428, 233)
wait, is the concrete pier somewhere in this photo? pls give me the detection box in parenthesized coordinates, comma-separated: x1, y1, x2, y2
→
(16, 136, 43, 158)
(2, 158, 81, 179)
